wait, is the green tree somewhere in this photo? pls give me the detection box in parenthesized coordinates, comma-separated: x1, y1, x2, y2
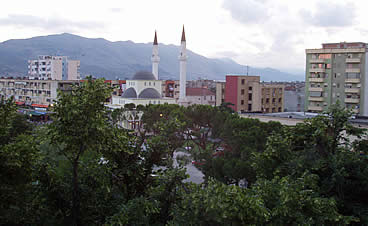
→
(48, 77, 112, 225)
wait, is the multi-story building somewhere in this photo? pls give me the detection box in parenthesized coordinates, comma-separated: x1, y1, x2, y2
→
(284, 83, 305, 112)
(186, 87, 216, 106)
(261, 83, 284, 113)
(28, 55, 80, 80)
(224, 75, 262, 112)
(219, 75, 284, 113)
(0, 78, 81, 107)
(0, 78, 125, 108)
(305, 42, 368, 115)
(215, 81, 225, 106)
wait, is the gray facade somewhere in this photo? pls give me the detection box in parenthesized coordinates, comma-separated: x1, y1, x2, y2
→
(305, 42, 367, 116)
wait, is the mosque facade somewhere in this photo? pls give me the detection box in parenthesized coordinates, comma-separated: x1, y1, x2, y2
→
(111, 27, 187, 108)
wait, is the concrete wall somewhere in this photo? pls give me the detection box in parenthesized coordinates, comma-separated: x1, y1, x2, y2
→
(67, 60, 80, 80)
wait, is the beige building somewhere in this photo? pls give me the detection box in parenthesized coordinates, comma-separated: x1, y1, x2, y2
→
(218, 75, 284, 113)
(186, 87, 216, 106)
(261, 83, 284, 113)
(0, 78, 81, 107)
(28, 55, 80, 80)
(216, 82, 225, 106)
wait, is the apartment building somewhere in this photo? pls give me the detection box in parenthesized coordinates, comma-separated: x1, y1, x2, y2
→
(219, 75, 284, 113)
(0, 78, 81, 107)
(186, 87, 216, 106)
(261, 83, 284, 113)
(28, 55, 80, 80)
(305, 42, 368, 115)
(215, 82, 225, 106)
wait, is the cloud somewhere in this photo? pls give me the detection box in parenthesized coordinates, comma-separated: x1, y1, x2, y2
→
(109, 8, 124, 13)
(222, 0, 270, 24)
(0, 14, 105, 33)
(300, 2, 356, 27)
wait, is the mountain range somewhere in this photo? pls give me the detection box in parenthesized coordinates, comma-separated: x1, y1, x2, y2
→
(0, 33, 304, 81)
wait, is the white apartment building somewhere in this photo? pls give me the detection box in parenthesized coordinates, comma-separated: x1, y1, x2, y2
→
(28, 55, 80, 80)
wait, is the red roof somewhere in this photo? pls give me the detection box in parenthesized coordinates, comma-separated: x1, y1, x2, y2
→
(186, 88, 215, 96)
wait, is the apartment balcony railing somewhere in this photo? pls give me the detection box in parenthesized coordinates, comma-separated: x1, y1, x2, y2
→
(346, 68, 360, 73)
(308, 97, 324, 102)
(310, 59, 325, 63)
(309, 87, 323, 92)
(345, 78, 360, 83)
(308, 106, 323, 111)
(346, 58, 360, 63)
(310, 68, 326, 73)
(345, 88, 360, 93)
(309, 78, 324, 82)
(345, 98, 360, 104)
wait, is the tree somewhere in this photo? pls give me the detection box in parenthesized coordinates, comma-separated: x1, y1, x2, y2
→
(48, 77, 112, 225)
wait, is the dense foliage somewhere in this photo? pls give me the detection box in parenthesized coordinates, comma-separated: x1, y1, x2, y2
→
(1, 78, 367, 225)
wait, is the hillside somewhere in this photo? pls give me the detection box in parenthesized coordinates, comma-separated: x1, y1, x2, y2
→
(0, 33, 304, 81)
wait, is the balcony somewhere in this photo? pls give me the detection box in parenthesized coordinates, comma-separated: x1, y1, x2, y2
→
(308, 106, 323, 111)
(346, 58, 360, 63)
(345, 88, 360, 93)
(345, 78, 360, 83)
(309, 87, 323, 92)
(308, 97, 324, 102)
(345, 98, 360, 104)
(352, 109, 359, 114)
(310, 68, 325, 73)
(309, 78, 324, 83)
(310, 59, 325, 63)
(346, 68, 360, 73)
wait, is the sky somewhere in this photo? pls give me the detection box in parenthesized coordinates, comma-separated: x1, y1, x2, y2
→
(0, 0, 367, 74)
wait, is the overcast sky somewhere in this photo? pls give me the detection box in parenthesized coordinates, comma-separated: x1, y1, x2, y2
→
(0, 0, 367, 74)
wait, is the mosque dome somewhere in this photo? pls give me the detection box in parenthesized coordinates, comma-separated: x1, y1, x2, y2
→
(138, 88, 161, 99)
(121, 87, 137, 98)
(132, 71, 156, 80)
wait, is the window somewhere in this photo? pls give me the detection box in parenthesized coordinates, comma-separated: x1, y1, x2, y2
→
(241, 100, 244, 105)
(241, 79, 245, 85)
(266, 98, 269, 103)
(249, 86, 252, 91)
(278, 98, 282, 103)
(248, 93, 252, 100)
(278, 107, 281, 112)
(241, 89, 245, 95)
(248, 104, 252, 111)
(272, 98, 275, 103)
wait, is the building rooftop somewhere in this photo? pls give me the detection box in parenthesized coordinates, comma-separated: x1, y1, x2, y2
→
(131, 71, 156, 80)
(186, 87, 215, 96)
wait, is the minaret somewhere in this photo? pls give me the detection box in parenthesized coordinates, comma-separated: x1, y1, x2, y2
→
(179, 25, 187, 102)
(151, 30, 160, 80)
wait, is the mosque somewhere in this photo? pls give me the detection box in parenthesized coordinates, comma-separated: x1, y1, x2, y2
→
(111, 26, 188, 107)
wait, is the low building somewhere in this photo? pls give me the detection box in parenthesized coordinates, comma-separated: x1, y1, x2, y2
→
(186, 87, 216, 106)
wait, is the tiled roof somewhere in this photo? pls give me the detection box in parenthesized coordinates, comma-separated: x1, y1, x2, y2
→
(186, 88, 215, 96)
